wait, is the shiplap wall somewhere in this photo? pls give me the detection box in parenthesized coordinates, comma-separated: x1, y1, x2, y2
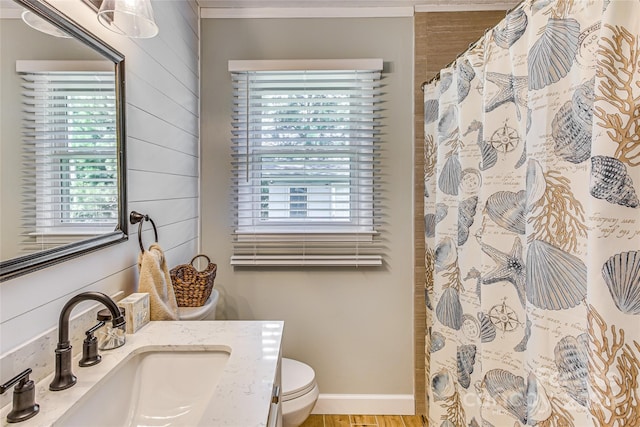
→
(0, 0, 200, 355)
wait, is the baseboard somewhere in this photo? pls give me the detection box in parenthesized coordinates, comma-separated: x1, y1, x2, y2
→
(311, 394, 414, 415)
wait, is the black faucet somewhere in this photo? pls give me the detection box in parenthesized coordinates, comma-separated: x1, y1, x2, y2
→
(49, 292, 126, 391)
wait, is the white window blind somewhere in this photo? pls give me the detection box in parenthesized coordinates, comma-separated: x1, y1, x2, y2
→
(18, 62, 118, 251)
(229, 59, 384, 266)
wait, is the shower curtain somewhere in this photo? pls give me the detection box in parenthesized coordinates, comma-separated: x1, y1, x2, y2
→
(423, 1, 640, 426)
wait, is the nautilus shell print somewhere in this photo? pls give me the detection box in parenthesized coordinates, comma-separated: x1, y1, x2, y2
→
(602, 250, 640, 315)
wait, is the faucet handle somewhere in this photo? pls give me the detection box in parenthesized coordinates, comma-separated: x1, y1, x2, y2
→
(79, 321, 105, 367)
(0, 368, 40, 423)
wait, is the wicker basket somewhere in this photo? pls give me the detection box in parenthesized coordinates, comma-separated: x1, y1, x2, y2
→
(170, 255, 217, 307)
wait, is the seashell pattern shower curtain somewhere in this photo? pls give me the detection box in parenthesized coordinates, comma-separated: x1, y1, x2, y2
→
(423, 1, 640, 426)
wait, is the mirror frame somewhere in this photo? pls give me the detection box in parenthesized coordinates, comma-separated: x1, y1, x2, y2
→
(0, 0, 127, 281)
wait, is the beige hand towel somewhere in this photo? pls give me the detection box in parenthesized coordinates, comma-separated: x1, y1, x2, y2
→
(137, 243, 179, 320)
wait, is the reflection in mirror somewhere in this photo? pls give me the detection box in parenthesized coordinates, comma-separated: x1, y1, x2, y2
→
(0, 0, 127, 281)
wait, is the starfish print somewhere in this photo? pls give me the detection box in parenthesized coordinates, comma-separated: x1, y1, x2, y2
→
(478, 236, 526, 307)
(484, 72, 528, 120)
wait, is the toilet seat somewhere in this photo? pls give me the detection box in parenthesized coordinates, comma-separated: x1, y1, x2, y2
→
(282, 358, 317, 402)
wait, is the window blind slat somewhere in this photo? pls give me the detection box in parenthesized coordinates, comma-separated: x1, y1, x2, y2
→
(20, 69, 118, 242)
(230, 61, 384, 267)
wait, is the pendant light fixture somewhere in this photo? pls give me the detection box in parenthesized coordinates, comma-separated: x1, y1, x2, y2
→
(97, 0, 159, 39)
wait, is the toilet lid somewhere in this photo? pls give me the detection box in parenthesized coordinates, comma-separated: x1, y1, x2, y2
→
(281, 358, 316, 401)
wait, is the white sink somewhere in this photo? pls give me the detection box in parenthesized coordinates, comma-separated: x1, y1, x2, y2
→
(54, 348, 231, 427)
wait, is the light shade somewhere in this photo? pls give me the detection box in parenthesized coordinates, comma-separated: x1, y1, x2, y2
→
(21, 10, 71, 38)
(97, 0, 159, 39)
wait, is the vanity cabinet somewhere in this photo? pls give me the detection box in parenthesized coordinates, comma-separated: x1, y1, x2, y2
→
(267, 357, 283, 427)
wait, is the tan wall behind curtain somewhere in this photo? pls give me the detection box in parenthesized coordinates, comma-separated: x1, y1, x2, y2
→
(413, 10, 504, 415)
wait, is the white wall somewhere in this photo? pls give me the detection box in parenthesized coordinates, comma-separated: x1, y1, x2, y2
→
(201, 17, 415, 398)
(0, 0, 200, 355)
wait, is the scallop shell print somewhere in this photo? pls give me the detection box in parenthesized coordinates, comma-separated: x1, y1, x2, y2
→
(552, 79, 594, 163)
(458, 196, 478, 246)
(478, 312, 496, 343)
(602, 250, 640, 315)
(436, 287, 463, 330)
(482, 369, 528, 424)
(554, 334, 589, 406)
(493, 7, 528, 49)
(485, 190, 526, 234)
(438, 155, 463, 196)
(528, 18, 581, 90)
(590, 156, 639, 208)
(457, 344, 477, 389)
(526, 239, 587, 310)
(425, 99, 439, 125)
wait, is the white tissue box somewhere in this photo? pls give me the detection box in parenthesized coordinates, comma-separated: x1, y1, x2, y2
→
(118, 293, 150, 334)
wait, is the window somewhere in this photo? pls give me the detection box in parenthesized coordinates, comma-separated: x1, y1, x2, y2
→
(229, 59, 384, 266)
(18, 61, 118, 251)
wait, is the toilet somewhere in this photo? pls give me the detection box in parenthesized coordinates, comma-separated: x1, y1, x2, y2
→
(281, 357, 319, 427)
(177, 288, 220, 320)
(177, 289, 318, 427)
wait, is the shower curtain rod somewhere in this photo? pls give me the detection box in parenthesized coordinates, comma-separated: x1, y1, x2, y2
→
(420, 0, 526, 92)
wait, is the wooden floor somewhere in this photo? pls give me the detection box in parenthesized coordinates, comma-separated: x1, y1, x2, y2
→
(300, 415, 426, 427)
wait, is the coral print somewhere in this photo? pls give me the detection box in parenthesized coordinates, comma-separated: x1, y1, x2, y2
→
(423, 1, 640, 426)
(594, 24, 640, 167)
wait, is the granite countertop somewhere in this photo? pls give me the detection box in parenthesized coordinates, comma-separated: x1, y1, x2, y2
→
(0, 321, 284, 427)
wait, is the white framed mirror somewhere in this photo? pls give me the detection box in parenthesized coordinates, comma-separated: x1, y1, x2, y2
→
(0, 0, 127, 281)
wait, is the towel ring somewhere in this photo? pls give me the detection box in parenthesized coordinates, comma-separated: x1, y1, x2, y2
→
(129, 211, 158, 252)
